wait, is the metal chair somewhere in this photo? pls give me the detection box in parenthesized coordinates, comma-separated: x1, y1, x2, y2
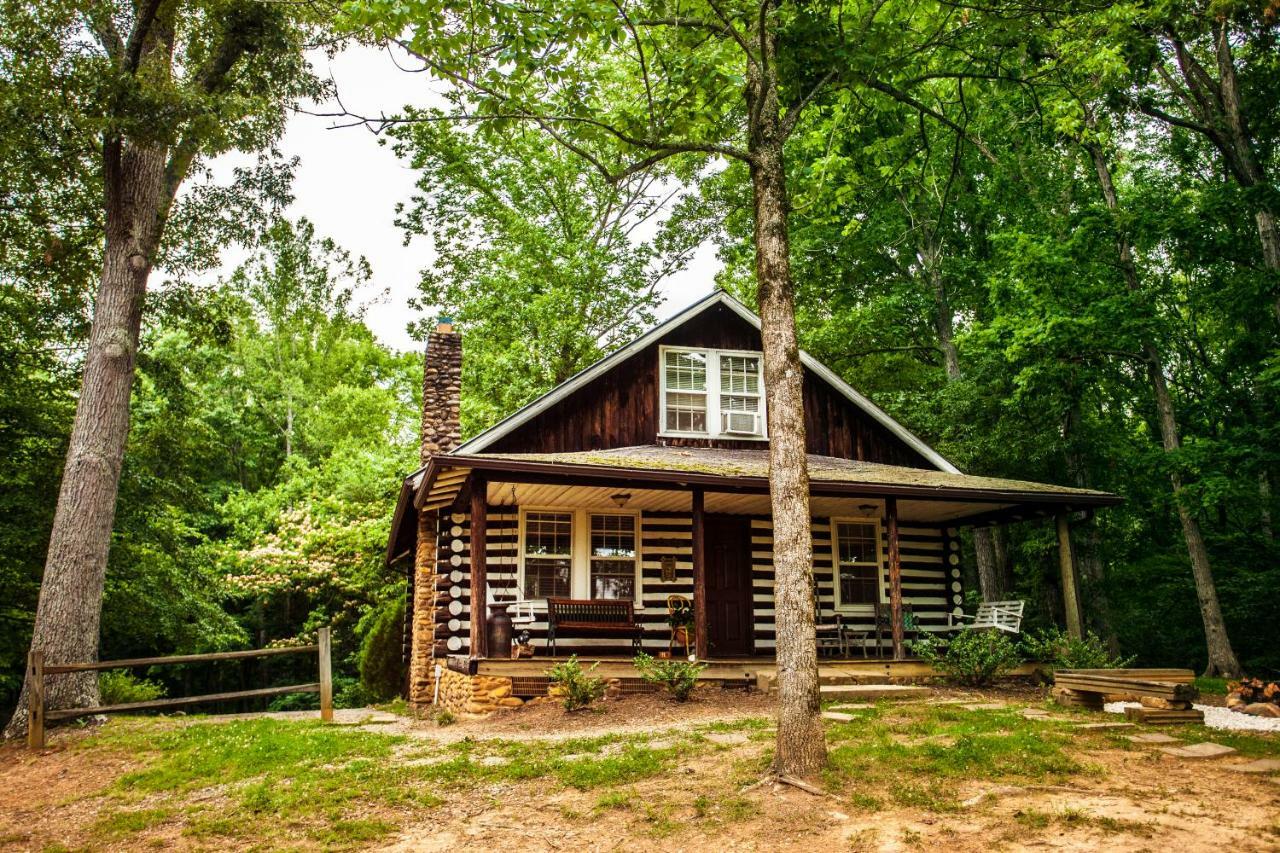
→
(815, 593, 846, 657)
(666, 594, 694, 657)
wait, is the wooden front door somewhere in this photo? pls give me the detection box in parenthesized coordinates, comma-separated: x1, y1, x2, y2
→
(704, 514, 754, 657)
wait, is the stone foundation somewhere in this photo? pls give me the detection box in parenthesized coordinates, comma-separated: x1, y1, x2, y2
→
(435, 670, 524, 715)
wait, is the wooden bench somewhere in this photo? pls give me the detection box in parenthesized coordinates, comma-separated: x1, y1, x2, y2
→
(1053, 668, 1203, 723)
(546, 598, 642, 656)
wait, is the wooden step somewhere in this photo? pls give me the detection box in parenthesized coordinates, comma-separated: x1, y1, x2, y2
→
(819, 684, 931, 701)
(1124, 706, 1204, 725)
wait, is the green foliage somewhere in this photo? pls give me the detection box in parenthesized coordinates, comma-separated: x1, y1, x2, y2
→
(98, 671, 167, 706)
(358, 598, 407, 702)
(546, 656, 607, 711)
(1020, 628, 1135, 670)
(912, 632, 1023, 687)
(632, 652, 705, 701)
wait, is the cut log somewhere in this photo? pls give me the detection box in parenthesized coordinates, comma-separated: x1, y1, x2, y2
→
(1140, 696, 1191, 710)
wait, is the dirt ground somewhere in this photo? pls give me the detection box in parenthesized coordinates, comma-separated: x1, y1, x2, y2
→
(2, 685, 1278, 852)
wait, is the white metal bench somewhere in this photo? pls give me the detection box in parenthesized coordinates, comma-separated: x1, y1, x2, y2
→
(950, 600, 1025, 634)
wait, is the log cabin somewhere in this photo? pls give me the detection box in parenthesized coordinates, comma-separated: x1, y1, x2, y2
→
(386, 290, 1121, 713)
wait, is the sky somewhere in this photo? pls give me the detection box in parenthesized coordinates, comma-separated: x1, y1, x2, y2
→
(207, 43, 721, 353)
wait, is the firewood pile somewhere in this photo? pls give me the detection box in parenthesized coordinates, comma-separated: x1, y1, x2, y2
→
(1226, 678, 1280, 718)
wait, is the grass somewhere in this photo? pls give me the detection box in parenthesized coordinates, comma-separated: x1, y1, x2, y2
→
(821, 703, 1084, 804)
(31, 695, 1280, 849)
(1194, 676, 1229, 696)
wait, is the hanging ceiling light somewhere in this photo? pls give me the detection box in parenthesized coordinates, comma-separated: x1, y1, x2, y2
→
(611, 492, 632, 508)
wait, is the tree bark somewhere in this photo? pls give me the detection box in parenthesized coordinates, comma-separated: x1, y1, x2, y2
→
(747, 34, 825, 777)
(4, 138, 173, 738)
(1086, 141, 1242, 678)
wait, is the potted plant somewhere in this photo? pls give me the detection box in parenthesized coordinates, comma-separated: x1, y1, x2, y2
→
(668, 609, 695, 656)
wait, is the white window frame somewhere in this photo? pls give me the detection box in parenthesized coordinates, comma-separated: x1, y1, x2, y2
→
(516, 507, 643, 608)
(830, 516, 886, 612)
(658, 345, 769, 440)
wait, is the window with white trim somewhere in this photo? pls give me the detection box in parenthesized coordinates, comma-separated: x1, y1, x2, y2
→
(660, 347, 766, 438)
(833, 519, 882, 608)
(589, 513, 638, 600)
(521, 511, 572, 600)
(518, 509, 642, 605)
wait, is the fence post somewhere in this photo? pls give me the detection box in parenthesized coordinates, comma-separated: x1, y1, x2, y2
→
(318, 627, 332, 722)
(27, 650, 44, 749)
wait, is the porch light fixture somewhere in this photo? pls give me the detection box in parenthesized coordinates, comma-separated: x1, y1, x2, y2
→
(611, 492, 632, 508)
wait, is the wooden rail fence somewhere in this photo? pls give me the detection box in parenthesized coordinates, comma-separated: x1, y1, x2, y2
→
(27, 627, 333, 749)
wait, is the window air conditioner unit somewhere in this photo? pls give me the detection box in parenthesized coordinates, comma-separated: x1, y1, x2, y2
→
(722, 411, 760, 435)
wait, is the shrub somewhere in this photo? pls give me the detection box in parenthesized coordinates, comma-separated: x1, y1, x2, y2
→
(98, 670, 166, 706)
(546, 656, 606, 711)
(633, 652, 705, 701)
(1020, 627, 1135, 670)
(912, 631, 1022, 687)
(358, 598, 406, 702)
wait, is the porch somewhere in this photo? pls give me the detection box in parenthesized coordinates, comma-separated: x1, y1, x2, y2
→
(390, 445, 1121, 669)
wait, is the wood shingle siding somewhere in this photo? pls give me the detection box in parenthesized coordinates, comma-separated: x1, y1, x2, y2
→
(481, 303, 935, 468)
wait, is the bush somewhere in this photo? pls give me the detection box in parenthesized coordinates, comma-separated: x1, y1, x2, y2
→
(98, 670, 166, 705)
(633, 652, 705, 701)
(546, 655, 606, 710)
(912, 631, 1022, 687)
(358, 597, 406, 702)
(1020, 627, 1135, 670)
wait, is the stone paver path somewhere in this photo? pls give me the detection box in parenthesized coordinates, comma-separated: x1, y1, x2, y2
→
(1074, 722, 1135, 731)
(822, 711, 856, 722)
(1126, 733, 1180, 744)
(961, 702, 1007, 711)
(1224, 759, 1280, 774)
(1159, 742, 1236, 759)
(703, 732, 750, 746)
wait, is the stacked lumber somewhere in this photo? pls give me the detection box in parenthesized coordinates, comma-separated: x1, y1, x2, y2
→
(1123, 706, 1205, 725)
(1051, 669, 1201, 725)
(1050, 686, 1104, 710)
(1054, 671, 1198, 703)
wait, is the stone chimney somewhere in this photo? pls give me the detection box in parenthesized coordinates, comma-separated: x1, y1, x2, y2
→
(407, 318, 461, 707)
(420, 318, 462, 463)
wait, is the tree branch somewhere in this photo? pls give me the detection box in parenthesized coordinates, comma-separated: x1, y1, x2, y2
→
(780, 69, 836, 139)
(860, 76, 998, 163)
(123, 0, 165, 73)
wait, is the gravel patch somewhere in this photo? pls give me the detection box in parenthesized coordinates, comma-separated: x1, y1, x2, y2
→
(1104, 702, 1280, 732)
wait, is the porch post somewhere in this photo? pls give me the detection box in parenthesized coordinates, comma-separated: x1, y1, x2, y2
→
(470, 475, 488, 658)
(691, 488, 708, 659)
(886, 497, 904, 660)
(1055, 512, 1083, 639)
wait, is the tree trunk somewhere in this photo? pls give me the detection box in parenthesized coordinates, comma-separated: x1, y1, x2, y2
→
(1086, 141, 1242, 678)
(922, 232, 1005, 601)
(4, 138, 174, 738)
(747, 50, 824, 778)
(1062, 404, 1118, 648)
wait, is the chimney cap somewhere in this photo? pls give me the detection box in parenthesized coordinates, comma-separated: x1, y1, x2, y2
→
(435, 315, 455, 334)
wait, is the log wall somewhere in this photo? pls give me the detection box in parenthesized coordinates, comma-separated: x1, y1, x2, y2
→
(412, 505, 962, 661)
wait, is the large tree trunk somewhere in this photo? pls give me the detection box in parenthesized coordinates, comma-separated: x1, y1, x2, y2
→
(4, 138, 174, 739)
(1087, 141, 1242, 678)
(747, 50, 824, 778)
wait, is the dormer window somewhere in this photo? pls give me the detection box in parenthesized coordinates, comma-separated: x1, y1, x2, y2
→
(660, 346, 767, 439)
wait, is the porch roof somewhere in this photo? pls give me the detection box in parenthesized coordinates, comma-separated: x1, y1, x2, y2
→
(386, 445, 1120, 563)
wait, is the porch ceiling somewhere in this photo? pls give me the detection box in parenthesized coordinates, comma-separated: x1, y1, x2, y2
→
(484, 481, 1016, 524)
